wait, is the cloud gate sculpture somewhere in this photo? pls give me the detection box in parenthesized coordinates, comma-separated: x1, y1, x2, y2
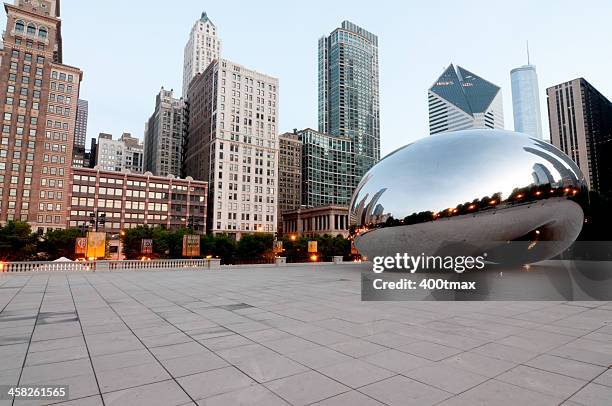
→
(350, 129, 589, 264)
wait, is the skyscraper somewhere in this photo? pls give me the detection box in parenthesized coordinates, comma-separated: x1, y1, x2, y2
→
(144, 87, 187, 177)
(73, 98, 88, 166)
(511, 55, 543, 139)
(0, 0, 82, 231)
(428, 64, 504, 135)
(182, 12, 221, 98)
(319, 21, 380, 180)
(278, 132, 302, 233)
(184, 59, 279, 238)
(297, 128, 356, 208)
(547, 78, 612, 195)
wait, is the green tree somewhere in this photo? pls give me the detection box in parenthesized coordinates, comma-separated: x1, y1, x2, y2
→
(121, 226, 155, 259)
(0, 221, 38, 261)
(206, 234, 237, 264)
(40, 228, 84, 260)
(236, 233, 274, 260)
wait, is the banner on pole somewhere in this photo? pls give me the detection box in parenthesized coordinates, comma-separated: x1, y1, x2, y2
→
(308, 241, 318, 253)
(141, 239, 153, 255)
(182, 235, 200, 257)
(75, 237, 87, 255)
(86, 232, 106, 258)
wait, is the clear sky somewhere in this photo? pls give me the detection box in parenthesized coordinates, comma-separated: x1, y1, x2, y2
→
(4, 0, 610, 156)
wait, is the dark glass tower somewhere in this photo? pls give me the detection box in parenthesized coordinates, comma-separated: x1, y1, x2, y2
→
(318, 21, 380, 181)
(547, 78, 612, 196)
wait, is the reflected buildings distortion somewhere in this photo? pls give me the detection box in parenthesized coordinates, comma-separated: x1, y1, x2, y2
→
(350, 130, 588, 264)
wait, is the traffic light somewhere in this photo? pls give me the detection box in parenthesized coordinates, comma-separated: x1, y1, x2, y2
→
(187, 216, 194, 230)
(89, 212, 95, 226)
(99, 213, 106, 228)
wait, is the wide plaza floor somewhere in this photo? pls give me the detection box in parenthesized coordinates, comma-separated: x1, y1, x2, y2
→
(0, 264, 611, 406)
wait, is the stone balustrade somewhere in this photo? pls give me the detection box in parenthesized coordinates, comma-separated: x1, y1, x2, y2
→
(0, 258, 221, 273)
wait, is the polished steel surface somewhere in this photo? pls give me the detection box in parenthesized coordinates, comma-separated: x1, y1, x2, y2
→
(350, 129, 588, 263)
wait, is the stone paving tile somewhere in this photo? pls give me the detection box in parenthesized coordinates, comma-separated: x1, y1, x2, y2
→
(360, 349, 433, 373)
(177, 366, 255, 401)
(311, 390, 386, 406)
(1, 266, 611, 406)
(160, 351, 229, 378)
(568, 383, 612, 406)
(524, 354, 607, 381)
(196, 384, 289, 406)
(403, 363, 489, 394)
(317, 358, 395, 389)
(96, 362, 171, 393)
(496, 365, 586, 400)
(264, 370, 350, 406)
(230, 352, 309, 383)
(437, 379, 561, 406)
(397, 340, 462, 361)
(285, 347, 352, 370)
(438, 351, 516, 378)
(593, 368, 612, 387)
(359, 375, 451, 406)
(328, 339, 387, 358)
(471, 342, 540, 363)
(102, 380, 192, 406)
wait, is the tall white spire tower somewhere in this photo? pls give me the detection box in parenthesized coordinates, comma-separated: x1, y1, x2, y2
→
(510, 43, 544, 139)
(182, 12, 221, 98)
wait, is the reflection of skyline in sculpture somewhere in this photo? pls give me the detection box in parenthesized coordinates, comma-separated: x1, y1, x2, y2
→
(363, 188, 387, 225)
(349, 129, 588, 264)
(532, 163, 555, 186)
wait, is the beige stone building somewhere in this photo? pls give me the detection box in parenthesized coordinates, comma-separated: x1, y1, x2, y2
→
(282, 205, 350, 238)
(185, 59, 279, 239)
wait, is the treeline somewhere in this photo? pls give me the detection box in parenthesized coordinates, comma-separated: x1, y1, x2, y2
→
(0, 222, 352, 263)
(0, 221, 84, 261)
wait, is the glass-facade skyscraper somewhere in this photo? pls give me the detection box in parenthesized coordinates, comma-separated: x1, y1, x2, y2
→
(511, 65, 543, 139)
(318, 21, 380, 180)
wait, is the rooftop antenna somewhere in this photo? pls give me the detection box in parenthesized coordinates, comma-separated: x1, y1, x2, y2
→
(526, 40, 530, 65)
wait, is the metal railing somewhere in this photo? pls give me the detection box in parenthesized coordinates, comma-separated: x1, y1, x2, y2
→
(0, 258, 221, 273)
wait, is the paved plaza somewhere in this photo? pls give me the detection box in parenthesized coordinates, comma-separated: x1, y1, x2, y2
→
(0, 263, 611, 406)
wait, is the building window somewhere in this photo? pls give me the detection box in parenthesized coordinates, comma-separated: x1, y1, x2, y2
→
(15, 20, 24, 32)
(38, 27, 47, 39)
(27, 24, 36, 35)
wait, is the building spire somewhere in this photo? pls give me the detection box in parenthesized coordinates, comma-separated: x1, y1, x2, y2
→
(526, 40, 530, 65)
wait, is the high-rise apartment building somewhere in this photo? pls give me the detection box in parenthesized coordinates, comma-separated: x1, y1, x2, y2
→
(429, 64, 504, 135)
(297, 128, 356, 208)
(319, 21, 380, 180)
(0, 0, 82, 231)
(547, 78, 612, 195)
(144, 87, 187, 177)
(511, 64, 543, 139)
(277, 132, 302, 232)
(184, 59, 279, 238)
(182, 12, 221, 98)
(72, 98, 88, 165)
(95, 133, 144, 174)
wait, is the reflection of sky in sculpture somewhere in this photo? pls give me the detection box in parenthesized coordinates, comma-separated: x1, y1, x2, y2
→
(351, 130, 587, 221)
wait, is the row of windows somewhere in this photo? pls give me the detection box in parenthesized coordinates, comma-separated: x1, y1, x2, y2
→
(11, 49, 45, 64)
(14, 20, 47, 39)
